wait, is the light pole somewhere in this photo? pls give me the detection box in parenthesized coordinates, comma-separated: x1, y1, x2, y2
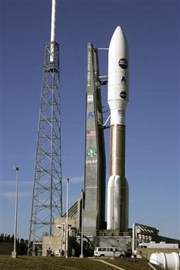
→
(80, 189, 84, 258)
(11, 166, 19, 258)
(65, 178, 69, 258)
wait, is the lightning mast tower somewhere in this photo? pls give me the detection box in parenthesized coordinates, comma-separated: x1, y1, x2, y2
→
(28, 0, 62, 255)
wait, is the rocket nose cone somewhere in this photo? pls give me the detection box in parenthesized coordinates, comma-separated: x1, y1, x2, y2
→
(114, 26, 123, 35)
(109, 25, 128, 54)
(113, 25, 124, 37)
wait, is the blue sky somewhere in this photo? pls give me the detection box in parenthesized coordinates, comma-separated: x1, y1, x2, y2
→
(0, 0, 179, 240)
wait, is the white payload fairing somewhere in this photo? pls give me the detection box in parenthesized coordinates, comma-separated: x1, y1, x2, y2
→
(107, 26, 129, 231)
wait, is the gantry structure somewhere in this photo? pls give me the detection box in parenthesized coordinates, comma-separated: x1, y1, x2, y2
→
(28, 0, 62, 255)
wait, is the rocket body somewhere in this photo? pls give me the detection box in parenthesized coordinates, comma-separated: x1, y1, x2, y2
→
(107, 26, 129, 231)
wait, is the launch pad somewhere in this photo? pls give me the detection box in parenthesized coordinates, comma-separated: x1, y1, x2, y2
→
(28, 1, 180, 258)
(40, 26, 180, 257)
(42, 37, 131, 255)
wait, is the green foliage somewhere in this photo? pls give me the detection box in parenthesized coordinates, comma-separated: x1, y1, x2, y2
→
(0, 234, 28, 255)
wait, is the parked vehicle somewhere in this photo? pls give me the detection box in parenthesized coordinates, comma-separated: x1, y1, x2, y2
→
(138, 242, 179, 249)
(94, 247, 125, 257)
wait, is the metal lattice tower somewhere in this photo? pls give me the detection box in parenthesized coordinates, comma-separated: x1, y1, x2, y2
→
(28, 41, 62, 255)
(28, 0, 62, 255)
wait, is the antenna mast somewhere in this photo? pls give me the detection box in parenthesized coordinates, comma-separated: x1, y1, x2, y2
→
(51, 0, 56, 42)
(50, 0, 56, 62)
(28, 0, 62, 255)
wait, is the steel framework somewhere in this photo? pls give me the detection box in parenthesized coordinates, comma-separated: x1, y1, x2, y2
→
(28, 41, 62, 255)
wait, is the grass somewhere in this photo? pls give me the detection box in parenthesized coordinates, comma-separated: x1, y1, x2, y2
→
(0, 255, 153, 270)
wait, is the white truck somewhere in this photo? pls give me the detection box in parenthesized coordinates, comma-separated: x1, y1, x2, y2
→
(138, 242, 179, 249)
(94, 247, 125, 257)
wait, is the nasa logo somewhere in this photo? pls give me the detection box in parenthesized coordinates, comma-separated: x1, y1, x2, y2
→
(118, 58, 128, 69)
(120, 91, 127, 99)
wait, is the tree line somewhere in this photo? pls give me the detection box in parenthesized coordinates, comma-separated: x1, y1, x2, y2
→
(0, 233, 28, 255)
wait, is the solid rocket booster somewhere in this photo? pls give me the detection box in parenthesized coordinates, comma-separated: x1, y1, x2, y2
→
(107, 26, 129, 231)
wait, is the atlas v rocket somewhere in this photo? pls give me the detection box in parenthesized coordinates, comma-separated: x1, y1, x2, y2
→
(107, 26, 129, 231)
